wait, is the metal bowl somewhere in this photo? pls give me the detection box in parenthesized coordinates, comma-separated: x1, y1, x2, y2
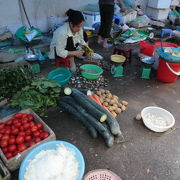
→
(24, 54, 38, 61)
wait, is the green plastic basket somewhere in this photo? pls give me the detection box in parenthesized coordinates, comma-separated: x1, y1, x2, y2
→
(48, 68, 71, 85)
(80, 64, 103, 80)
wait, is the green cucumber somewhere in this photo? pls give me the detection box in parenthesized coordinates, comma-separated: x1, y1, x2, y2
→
(59, 101, 98, 138)
(59, 96, 114, 147)
(71, 89, 123, 137)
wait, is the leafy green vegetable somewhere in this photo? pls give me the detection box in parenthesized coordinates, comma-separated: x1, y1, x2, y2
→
(0, 66, 32, 100)
(10, 78, 61, 115)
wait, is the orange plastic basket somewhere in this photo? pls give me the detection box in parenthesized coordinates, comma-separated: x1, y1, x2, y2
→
(83, 169, 121, 180)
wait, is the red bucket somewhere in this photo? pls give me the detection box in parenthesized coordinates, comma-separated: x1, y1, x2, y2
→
(157, 58, 180, 83)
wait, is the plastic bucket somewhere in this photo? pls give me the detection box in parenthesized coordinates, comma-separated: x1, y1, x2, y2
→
(157, 58, 180, 83)
(140, 41, 154, 56)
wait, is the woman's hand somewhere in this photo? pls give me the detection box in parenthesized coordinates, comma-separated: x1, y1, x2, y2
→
(120, 5, 126, 12)
(74, 50, 85, 57)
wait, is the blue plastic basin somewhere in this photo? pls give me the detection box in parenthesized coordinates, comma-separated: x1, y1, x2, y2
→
(48, 68, 71, 85)
(19, 141, 85, 180)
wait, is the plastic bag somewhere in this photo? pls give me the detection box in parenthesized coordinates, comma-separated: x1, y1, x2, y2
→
(159, 47, 180, 63)
(15, 26, 42, 43)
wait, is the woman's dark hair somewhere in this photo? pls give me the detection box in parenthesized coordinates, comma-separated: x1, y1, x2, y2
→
(66, 9, 85, 26)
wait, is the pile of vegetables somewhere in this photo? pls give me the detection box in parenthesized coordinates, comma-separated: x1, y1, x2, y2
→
(0, 112, 50, 159)
(0, 66, 32, 101)
(95, 89, 128, 118)
(58, 88, 124, 147)
(10, 78, 61, 115)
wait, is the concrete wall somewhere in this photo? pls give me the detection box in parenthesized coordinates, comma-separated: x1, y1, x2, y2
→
(0, 0, 97, 33)
(0, 0, 160, 33)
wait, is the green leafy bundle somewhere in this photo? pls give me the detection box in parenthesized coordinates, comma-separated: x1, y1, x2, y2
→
(0, 66, 32, 101)
(10, 78, 61, 115)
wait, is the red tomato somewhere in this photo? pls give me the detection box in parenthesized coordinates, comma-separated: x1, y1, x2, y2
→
(13, 151, 19, 156)
(34, 137, 41, 143)
(0, 129, 5, 134)
(1, 134, 10, 141)
(0, 140, 8, 147)
(36, 123, 43, 130)
(2, 147, 8, 153)
(31, 125, 38, 133)
(5, 152, 13, 159)
(40, 132, 49, 139)
(11, 125, 16, 130)
(22, 114, 28, 119)
(27, 114, 34, 121)
(28, 141, 36, 147)
(0, 124, 5, 130)
(18, 131, 26, 137)
(13, 113, 24, 119)
(25, 130, 31, 135)
(25, 135, 32, 142)
(14, 122, 21, 128)
(8, 145, 17, 152)
(8, 137, 16, 145)
(18, 144, 27, 152)
(0, 133, 3, 139)
(13, 119, 19, 124)
(21, 117, 29, 124)
(23, 123, 30, 130)
(4, 129, 11, 134)
(19, 126, 24, 131)
(11, 128, 19, 135)
(16, 136, 24, 144)
(5, 125, 11, 129)
(6, 120, 13, 126)
(29, 122, 35, 128)
(33, 131, 40, 138)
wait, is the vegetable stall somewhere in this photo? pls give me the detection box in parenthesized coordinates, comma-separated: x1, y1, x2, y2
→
(0, 64, 128, 179)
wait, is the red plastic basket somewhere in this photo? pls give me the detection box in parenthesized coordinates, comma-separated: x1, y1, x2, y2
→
(83, 169, 121, 180)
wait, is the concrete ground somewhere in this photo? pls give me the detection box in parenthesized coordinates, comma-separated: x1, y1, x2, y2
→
(11, 41, 180, 180)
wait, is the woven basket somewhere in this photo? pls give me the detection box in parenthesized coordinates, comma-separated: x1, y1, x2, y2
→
(83, 169, 121, 180)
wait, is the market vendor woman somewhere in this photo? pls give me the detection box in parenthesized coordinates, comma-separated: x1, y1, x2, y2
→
(49, 9, 87, 72)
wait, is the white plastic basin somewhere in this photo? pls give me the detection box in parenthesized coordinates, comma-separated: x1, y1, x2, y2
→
(141, 106, 175, 132)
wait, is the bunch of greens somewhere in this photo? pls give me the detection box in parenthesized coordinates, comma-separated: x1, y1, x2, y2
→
(10, 78, 61, 115)
(0, 66, 32, 101)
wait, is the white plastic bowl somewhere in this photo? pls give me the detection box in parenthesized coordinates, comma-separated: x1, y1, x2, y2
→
(141, 106, 175, 132)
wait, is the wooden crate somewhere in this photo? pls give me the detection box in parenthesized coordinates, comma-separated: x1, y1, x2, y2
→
(0, 159, 11, 180)
(0, 109, 56, 171)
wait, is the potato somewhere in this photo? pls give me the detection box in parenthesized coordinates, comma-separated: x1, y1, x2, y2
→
(111, 111, 117, 118)
(113, 104, 118, 108)
(115, 108, 122, 114)
(102, 94, 106, 98)
(122, 100, 128, 106)
(108, 106, 113, 112)
(106, 98, 110, 103)
(96, 91, 101, 96)
(105, 90, 110, 94)
(109, 99, 116, 105)
(103, 102, 108, 107)
(113, 95, 119, 100)
(135, 113, 142, 121)
(121, 105, 126, 111)
(101, 89, 105, 94)
(107, 93, 112, 99)
(111, 106, 116, 111)
(118, 103, 123, 108)
(113, 98, 118, 104)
